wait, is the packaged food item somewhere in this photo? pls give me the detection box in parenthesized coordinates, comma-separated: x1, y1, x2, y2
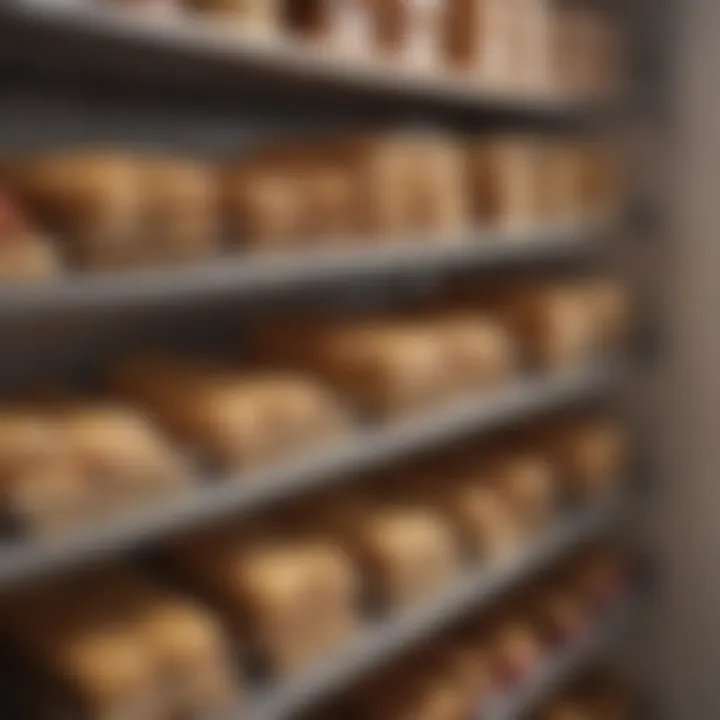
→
(109, 356, 350, 471)
(0, 189, 61, 280)
(380, 462, 522, 560)
(582, 278, 632, 349)
(375, 0, 447, 70)
(0, 569, 240, 720)
(285, 0, 377, 58)
(466, 136, 544, 228)
(223, 162, 307, 250)
(484, 451, 557, 532)
(536, 141, 585, 223)
(185, 0, 280, 35)
(167, 531, 360, 676)
(475, 283, 598, 369)
(59, 403, 192, 515)
(137, 156, 219, 263)
(578, 140, 621, 216)
(530, 416, 627, 501)
(3, 151, 219, 269)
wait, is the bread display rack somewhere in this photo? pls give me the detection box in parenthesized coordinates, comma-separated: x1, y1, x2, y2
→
(0, 2, 636, 719)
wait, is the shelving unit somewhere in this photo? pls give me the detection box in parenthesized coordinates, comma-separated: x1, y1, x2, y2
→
(0, 3, 639, 720)
(0, 220, 604, 324)
(0, 362, 612, 589)
(0, 1, 609, 117)
(247, 497, 623, 720)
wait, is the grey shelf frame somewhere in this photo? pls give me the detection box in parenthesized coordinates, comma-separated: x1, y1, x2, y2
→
(245, 497, 622, 720)
(0, 220, 605, 325)
(0, 363, 613, 590)
(0, 0, 607, 117)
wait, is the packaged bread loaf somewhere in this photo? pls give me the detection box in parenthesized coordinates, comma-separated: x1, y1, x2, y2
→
(0, 189, 61, 280)
(57, 403, 192, 519)
(466, 136, 545, 228)
(109, 356, 350, 471)
(252, 317, 453, 418)
(579, 141, 621, 216)
(529, 583, 589, 645)
(285, 0, 377, 57)
(530, 416, 627, 500)
(379, 462, 522, 560)
(465, 282, 597, 368)
(483, 450, 557, 532)
(582, 278, 631, 349)
(0, 568, 237, 720)
(3, 150, 143, 268)
(570, 546, 627, 611)
(374, 0, 446, 70)
(289, 491, 460, 610)
(222, 160, 306, 250)
(536, 141, 585, 222)
(0, 407, 89, 535)
(167, 530, 359, 676)
(185, 0, 280, 34)
(137, 156, 219, 263)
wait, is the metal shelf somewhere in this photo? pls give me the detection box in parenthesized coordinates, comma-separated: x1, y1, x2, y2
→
(0, 1, 607, 117)
(0, 221, 604, 325)
(0, 363, 614, 589)
(484, 600, 632, 720)
(246, 498, 622, 720)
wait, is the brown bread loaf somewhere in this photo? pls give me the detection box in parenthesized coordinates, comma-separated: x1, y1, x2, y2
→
(137, 156, 219, 264)
(466, 136, 545, 227)
(3, 151, 144, 269)
(252, 318, 453, 418)
(109, 357, 350, 471)
(285, 0, 377, 57)
(55, 404, 192, 520)
(167, 530, 359, 676)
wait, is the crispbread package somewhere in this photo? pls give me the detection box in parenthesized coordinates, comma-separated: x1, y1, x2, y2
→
(285, 0, 377, 57)
(289, 491, 460, 610)
(466, 136, 545, 227)
(251, 317, 455, 418)
(167, 529, 360, 676)
(185, 0, 280, 34)
(2, 151, 218, 269)
(108, 356, 350, 471)
(0, 568, 239, 719)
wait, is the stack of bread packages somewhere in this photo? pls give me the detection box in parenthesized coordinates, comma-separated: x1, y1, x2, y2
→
(444, 275, 631, 371)
(0, 567, 240, 720)
(300, 544, 631, 720)
(0, 400, 192, 537)
(2, 151, 220, 270)
(250, 305, 516, 419)
(222, 132, 469, 251)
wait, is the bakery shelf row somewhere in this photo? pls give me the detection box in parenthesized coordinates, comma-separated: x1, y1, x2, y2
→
(483, 594, 631, 720)
(0, 1, 614, 118)
(245, 496, 623, 720)
(0, 220, 604, 325)
(0, 361, 614, 589)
